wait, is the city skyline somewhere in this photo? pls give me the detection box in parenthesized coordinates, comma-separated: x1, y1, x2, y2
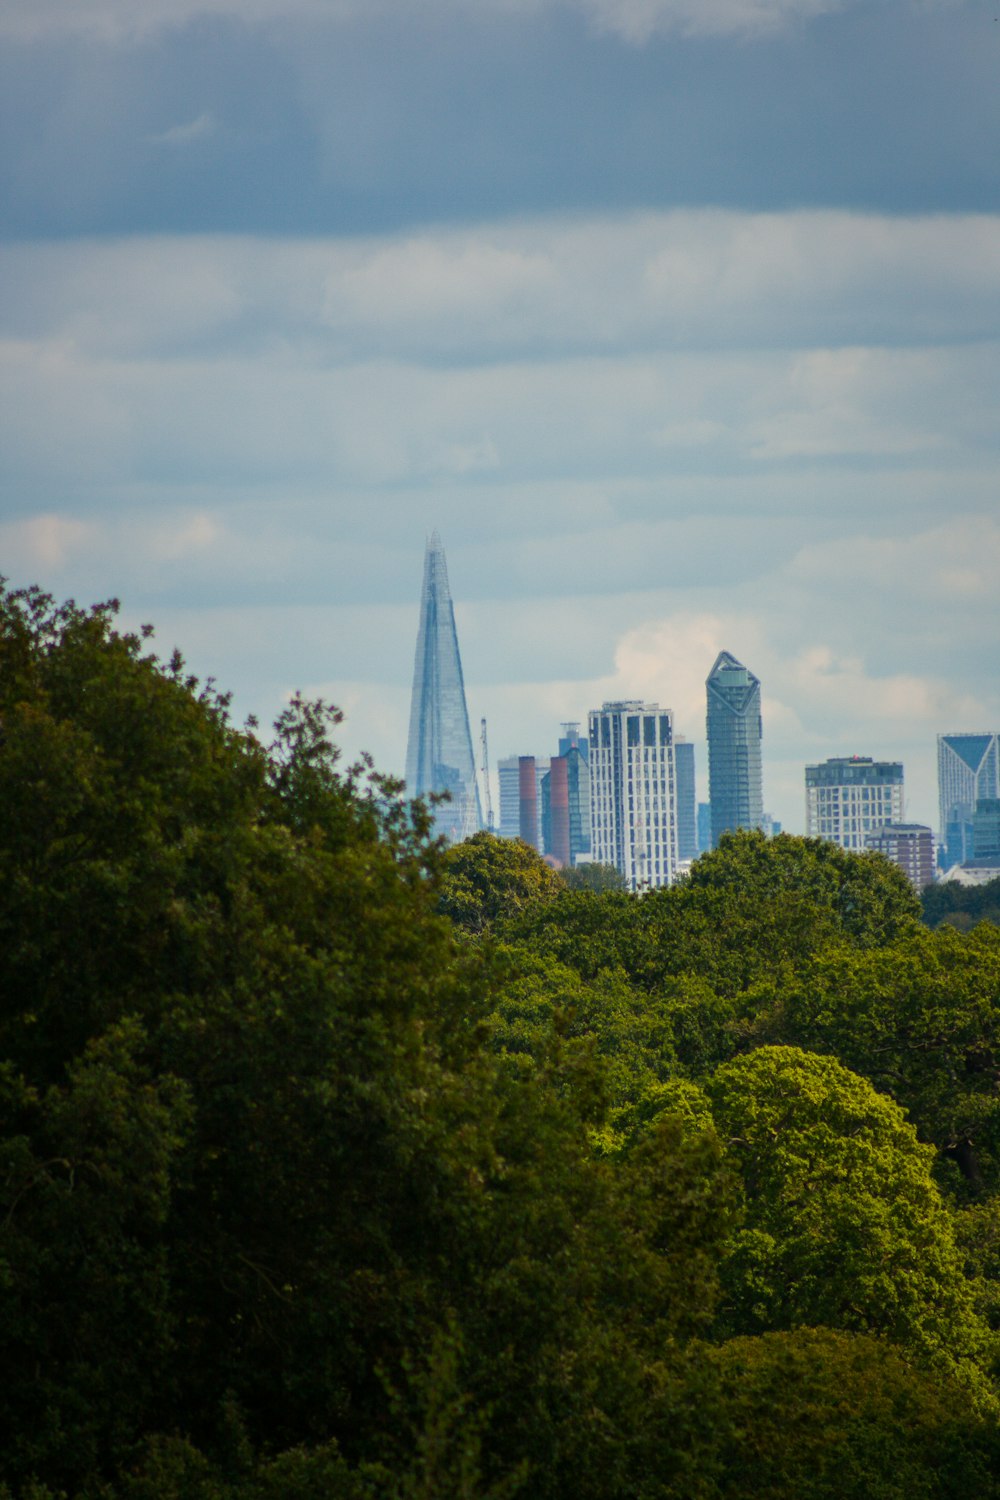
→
(1, 0, 998, 837)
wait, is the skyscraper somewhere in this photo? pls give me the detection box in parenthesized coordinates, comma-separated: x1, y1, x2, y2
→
(588, 701, 678, 890)
(497, 754, 548, 845)
(937, 733, 1000, 867)
(706, 651, 763, 850)
(405, 532, 482, 843)
(805, 756, 905, 853)
(674, 737, 697, 862)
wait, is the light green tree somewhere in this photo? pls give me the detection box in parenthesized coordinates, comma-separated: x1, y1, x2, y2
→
(707, 1046, 992, 1387)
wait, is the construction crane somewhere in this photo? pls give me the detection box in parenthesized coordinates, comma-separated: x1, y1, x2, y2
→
(480, 717, 494, 832)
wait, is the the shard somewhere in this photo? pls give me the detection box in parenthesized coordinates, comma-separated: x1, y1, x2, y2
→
(405, 532, 482, 843)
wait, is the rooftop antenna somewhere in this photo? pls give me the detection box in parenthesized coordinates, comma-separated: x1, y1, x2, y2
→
(480, 717, 494, 832)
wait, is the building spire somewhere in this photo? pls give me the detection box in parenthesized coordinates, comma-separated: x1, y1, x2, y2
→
(405, 534, 482, 843)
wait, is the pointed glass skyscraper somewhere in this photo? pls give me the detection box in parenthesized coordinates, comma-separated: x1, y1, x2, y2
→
(706, 650, 763, 850)
(938, 732, 1000, 866)
(405, 532, 482, 843)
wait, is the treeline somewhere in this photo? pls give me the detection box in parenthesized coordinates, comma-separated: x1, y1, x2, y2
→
(2, 584, 1000, 1499)
(923, 874, 1000, 932)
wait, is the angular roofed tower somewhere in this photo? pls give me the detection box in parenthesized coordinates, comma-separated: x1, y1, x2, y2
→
(706, 649, 763, 850)
(938, 732, 1000, 867)
(405, 532, 482, 843)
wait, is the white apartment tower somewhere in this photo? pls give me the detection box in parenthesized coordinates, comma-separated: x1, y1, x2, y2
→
(588, 701, 678, 891)
(805, 756, 905, 853)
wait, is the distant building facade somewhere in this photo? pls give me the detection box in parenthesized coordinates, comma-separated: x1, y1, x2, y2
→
(864, 823, 935, 892)
(938, 733, 1000, 867)
(541, 741, 591, 868)
(588, 701, 678, 891)
(973, 799, 1000, 863)
(497, 754, 548, 848)
(706, 651, 763, 850)
(805, 756, 904, 853)
(697, 802, 711, 856)
(674, 738, 697, 862)
(497, 756, 520, 841)
(405, 532, 482, 843)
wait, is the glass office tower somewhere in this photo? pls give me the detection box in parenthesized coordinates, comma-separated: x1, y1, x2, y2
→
(937, 733, 1000, 867)
(405, 532, 482, 843)
(706, 650, 763, 850)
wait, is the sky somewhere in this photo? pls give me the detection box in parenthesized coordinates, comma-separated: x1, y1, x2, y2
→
(2, 0, 999, 836)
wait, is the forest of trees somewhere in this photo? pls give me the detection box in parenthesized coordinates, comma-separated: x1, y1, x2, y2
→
(4, 582, 1000, 1499)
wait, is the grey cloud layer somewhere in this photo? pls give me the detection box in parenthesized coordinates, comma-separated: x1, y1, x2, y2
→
(0, 0, 872, 43)
(4, 212, 999, 361)
(3, 0, 997, 243)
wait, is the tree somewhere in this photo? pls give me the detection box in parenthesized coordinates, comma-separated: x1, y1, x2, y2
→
(438, 832, 565, 935)
(922, 877, 1000, 932)
(0, 585, 739, 1500)
(743, 922, 1000, 1193)
(0, 585, 501, 1491)
(707, 1046, 991, 1385)
(561, 863, 627, 894)
(639, 831, 922, 996)
(664, 1329, 1000, 1500)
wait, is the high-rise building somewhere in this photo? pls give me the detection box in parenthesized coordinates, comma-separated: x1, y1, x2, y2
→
(805, 756, 904, 853)
(588, 701, 678, 891)
(541, 743, 591, 868)
(972, 800, 1000, 863)
(563, 742, 591, 864)
(404, 532, 482, 843)
(518, 755, 541, 849)
(697, 802, 711, 856)
(706, 651, 763, 850)
(497, 754, 548, 846)
(674, 737, 697, 862)
(541, 757, 570, 866)
(937, 733, 1000, 867)
(864, 823, 935, 892)
(558, 723, 589, 764)
(540, 725, 591, 867)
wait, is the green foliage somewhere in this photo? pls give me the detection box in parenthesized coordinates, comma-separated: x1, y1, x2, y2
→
(683, 1328, 1000, 1500)
(639, 831, 922, 996)
(743, 922, 1000, 1193)
(5, 582, 1000, 1500)
(560, 862, 627, 893)
(503, 889, 647, 980)
(923, 876, 1000, 932)
(707, 1046, 991, 1384)
(506, 832, 921, 1003)
(438, 832, 565, 935)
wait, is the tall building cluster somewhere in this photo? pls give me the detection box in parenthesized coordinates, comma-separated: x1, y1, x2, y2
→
(403, 535, 998, 893)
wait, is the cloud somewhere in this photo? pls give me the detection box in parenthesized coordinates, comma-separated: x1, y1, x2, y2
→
(145, 112, 217, 146)
(154, 510, 222, 560)
(582, 0, 843, 42)
(5, 211, 999, 364)
(0, 513, 93, 571)
(0, 0, 948, 45)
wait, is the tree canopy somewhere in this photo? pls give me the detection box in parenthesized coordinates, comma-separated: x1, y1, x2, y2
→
(3, 582, 1000, 1500)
